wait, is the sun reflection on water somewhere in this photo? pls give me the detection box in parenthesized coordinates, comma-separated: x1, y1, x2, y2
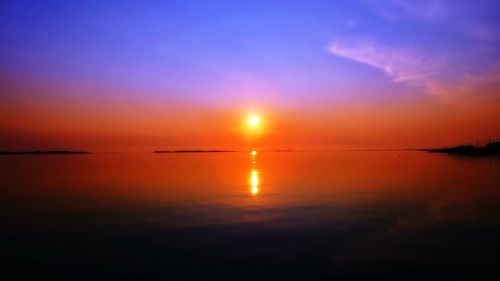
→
(250, 150, 257, 164)
(250, 169, 259, 195)
(249, 150, 259, 195)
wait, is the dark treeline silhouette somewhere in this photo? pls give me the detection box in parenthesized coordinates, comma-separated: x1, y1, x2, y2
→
(0, 150, 89, 155)
(426, 141, 500, 156)
(154, 150, 235, 153)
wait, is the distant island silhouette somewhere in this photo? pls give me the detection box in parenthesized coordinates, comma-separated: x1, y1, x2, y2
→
(154, 150, 235, 153)
(0, 150, 89, 155)
(425, 141, 500, 156)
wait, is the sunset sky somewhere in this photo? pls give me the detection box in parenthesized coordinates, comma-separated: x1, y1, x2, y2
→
(1, 0, 500, 151)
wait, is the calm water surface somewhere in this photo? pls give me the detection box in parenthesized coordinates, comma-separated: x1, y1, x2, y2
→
(1, 151, 500, 280)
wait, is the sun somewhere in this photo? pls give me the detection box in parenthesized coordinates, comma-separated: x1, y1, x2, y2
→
(241, 112, 266, 137)
(248, 114, 260, 127)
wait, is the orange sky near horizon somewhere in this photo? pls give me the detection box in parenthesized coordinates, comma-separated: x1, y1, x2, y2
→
(1, 76, 499, 152)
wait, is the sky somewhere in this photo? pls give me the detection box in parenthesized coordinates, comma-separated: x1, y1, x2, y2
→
(1, 0, 500, 151)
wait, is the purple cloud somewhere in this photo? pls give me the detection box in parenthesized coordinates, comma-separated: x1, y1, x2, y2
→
(328, 38, 453, 84)
(328, 38, 500, 106)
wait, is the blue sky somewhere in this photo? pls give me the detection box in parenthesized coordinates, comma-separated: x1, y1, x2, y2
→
(2, 0, 498, 102)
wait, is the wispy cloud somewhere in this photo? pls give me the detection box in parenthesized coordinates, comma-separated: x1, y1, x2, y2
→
(328, 38, 453, 84)
(328, 38, 500, 106)
(427, 70, 500, 106)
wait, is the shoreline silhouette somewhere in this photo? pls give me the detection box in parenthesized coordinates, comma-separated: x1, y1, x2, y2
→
(0, 150, 89, 155)
(424, 141, 499, 156)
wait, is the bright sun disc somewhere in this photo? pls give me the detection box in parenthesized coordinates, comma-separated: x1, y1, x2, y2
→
(248, 115, 260, 126)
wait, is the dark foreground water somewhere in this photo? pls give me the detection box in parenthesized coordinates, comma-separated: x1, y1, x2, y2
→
(1, 151, 500, 280)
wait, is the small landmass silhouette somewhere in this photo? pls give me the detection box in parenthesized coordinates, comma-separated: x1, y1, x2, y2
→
(154, 150, 234, 153)
(0, 150, 89, 155)
(425, 141, 499, 156)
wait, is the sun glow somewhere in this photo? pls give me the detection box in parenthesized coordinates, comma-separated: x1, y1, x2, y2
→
(248, 114, 260, 127)
(240, 111, 267, 138)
